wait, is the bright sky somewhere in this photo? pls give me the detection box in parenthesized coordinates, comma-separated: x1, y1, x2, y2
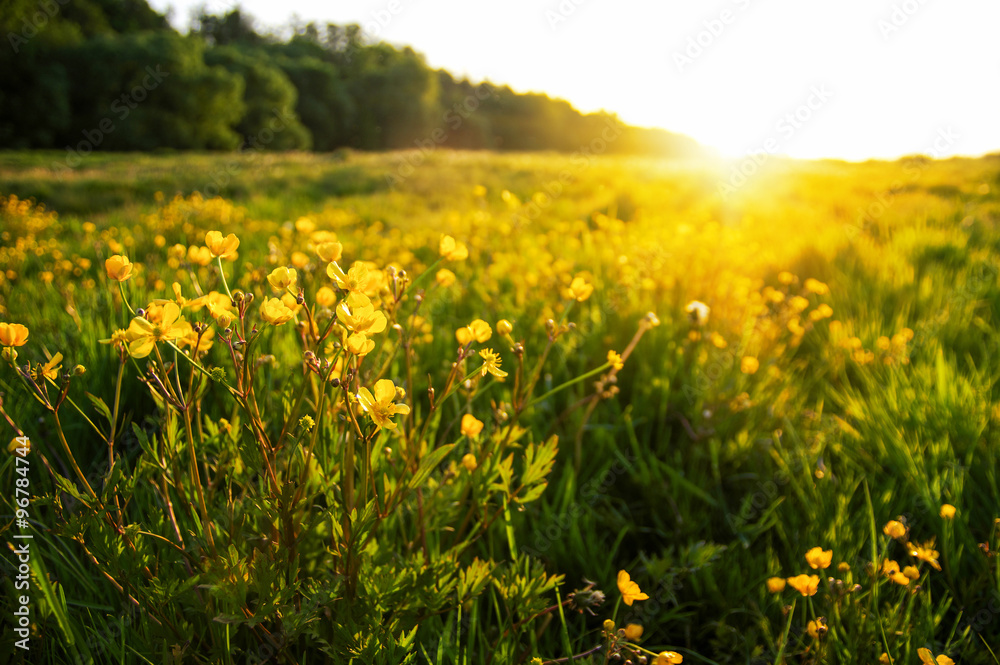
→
(150, 0, 1000, 161)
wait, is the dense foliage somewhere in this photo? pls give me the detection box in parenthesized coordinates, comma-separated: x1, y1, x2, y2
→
(2, 150, 1000, 662)
(0, 1, 701, 157)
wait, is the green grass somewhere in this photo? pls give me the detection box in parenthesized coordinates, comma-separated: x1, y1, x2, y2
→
(1, 149, 1000, 663)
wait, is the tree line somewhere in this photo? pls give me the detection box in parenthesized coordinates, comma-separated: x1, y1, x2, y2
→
(0, 0, 702, 157)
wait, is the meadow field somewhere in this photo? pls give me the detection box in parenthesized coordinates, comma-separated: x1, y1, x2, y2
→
(2, 149, 1000, 664)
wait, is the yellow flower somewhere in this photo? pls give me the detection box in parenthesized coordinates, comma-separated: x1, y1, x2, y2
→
(918, 648, 954, 665)
(710, 332, 727, 349)
(327, 261, 371, 294)
(806, 617, 827, 639)
(789, 295, 810, 313)
(439, 235, 469, 261)
(0, 322, 29, 347)
(261, 297, 295, 325)
(99, 329, 129, 353)
(883, 520, 907, 539)
(804, 278, 829, 295)
(187, 245, 213, 266)
(809, 303, 834, 321)
(805, 547, 832, 570)
(356, 379, 410, 431)
(436, 268, 457, 287)
(294, 216, 316, 234)
(786, 574, 819, 597)
(316, 286, 337, 307)
(907, 539, 942, 571)
(337, 293, 387, 334)
(685, 300, 709, 326)
(479, 348, 507, 378)
(568, 274, 593, 302)
(880, 654, 891, 665)
(939, 503, 956, 519)
(267, 267, 298, 292)
(346, 332, 375, 356)
(497, 319, 513, 335)
(654, 651, 683, 665)
(34, 352, 63, 381)
(778, 271, 796, 285)
(126, 303, 187, 358)
(616, 570, 649, 606)
(741, 356, 759, 375)
(461, 413, 484, 438)
(766, 577, 786, 593)
(205, 230, 240, 259)
(104, 255, 133, 282)
(178, 326, 214, 354)
(461, 453, 478, 471)
(903, 565, 920, 580)
(882, 559, 910, 585)
(456, 319, 492, 345)
(623, 623, 643, 641)
(316, 241, 343, 263)
(607, 350, 624, 370)
(8, 437, 29, 455)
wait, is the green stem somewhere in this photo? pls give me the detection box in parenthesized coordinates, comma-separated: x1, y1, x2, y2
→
(526, 362, 612, 411)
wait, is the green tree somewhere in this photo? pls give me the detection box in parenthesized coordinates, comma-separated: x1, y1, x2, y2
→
(205, 44, 312, 150)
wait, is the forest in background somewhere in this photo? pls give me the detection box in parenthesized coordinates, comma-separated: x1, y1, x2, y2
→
(0, 0, 703, 157)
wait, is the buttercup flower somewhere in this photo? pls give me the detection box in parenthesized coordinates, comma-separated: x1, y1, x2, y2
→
(766, 577, 786, 593)
(356, 379, 410, 431)
(883, 520, 906, 539)
(741, 356, 760, 375)
(327, 261, 372, 295)
(918, 648, 954, 665)
(654, 652, 683, 665)
(346, 332, 375, 356)
(939, 503, 956, 519)
(316, 241, 343, 263)
(188, 245, 213, 266)
(907, 539, 942, 571)
(34, 352, 63, 381)
(315, 286, 337, 307)
(568, 274, 593, 302)
(205, 231, 240, 259)
(461, 413, 484, 438)
(439, 235, 468, 261)
(623, 623, 643, 640)
(479, 348, 507, 378)
(126, 303, 187, 358)
(0, 322, 29, 347)
(616, 570, 649, 606)
(261, 297, 295, 325)
(786, 574, 820, 596)
(497, 319, 513, 335)
(805, 547, 832, 570)
(461, 453, 478, 471)
(104, 255, 133, 282)
(337, 293, 387, 335)
(456, 319, 492, 345)
(806, 617, 828, 639)
(436, 268, 457, 287)
(804, 278, 829, 295)
(267, 267, 298, 292)
(607, 350, 624, 370)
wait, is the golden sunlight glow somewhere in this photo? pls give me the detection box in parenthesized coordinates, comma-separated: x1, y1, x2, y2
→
(153, 0, 1000, 160)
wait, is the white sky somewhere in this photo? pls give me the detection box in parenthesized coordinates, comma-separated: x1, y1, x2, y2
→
(149, 0, 1000, 161)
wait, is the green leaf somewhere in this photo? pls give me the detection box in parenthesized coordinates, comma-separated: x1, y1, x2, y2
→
(520, 435, 558, 489)
(407, 443, 455, 490)
(86, 391, 113, 425)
